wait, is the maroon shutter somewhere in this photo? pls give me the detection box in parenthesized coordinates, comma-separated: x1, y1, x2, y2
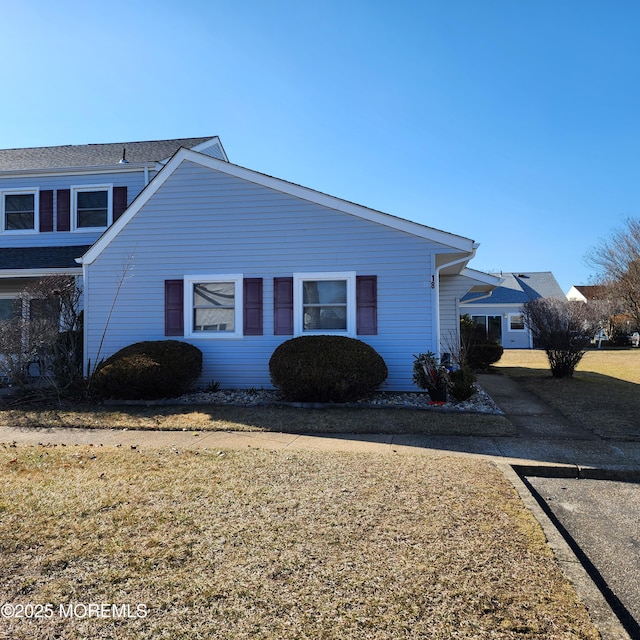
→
(243, 278, 263, 336)
(57, 189, 70, 231)
(112, 186, 128, 222)
(356, 275, 377, 335)
(165, 280, 184, 336)
(39, 190, 54, 232)
(274, 277, 293, 335)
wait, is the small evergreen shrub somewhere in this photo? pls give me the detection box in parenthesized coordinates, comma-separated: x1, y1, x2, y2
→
(466, 342, 504, 370)
(269, 336, 388, 403)
(449, 365, 477, 401)
(92, 340, 202, 400)
(460, 314, 504, 370)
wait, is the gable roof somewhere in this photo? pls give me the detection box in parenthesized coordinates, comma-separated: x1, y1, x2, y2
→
(0, 137, 225, 172)
(81, 148, 478, 266)
(461, 271, 565, 304)
(460, 268, 503, 293)
(567, 284, 608, 301)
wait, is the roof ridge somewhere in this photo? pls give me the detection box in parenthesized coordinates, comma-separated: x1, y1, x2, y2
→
(0, 136, 215, 153)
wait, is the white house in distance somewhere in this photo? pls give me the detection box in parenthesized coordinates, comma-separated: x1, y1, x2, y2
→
(460, 271, 566, 349)
(566, 285, 608, 302)
(0, 136, 499, 390)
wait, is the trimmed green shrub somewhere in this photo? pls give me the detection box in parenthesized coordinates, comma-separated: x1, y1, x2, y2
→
(269, 336, 388, 403)
(449, 365, 477, 401)
(460, 314, 504, 370)
(466, 342, 504, 370)
(92, 340, 202, 400)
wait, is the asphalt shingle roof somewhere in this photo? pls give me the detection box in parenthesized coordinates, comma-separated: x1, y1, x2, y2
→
(0, 246, 90, 270)
(461, 271, 565, 304)
(0, 137, 215, 171)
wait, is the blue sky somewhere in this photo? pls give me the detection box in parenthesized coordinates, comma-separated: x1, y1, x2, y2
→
(3, 0, 639, 293)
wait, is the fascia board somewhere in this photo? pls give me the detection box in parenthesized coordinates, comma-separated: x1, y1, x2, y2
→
(0, 163, 155, 180)
(80, 149, 192, 265)
(460, 268, 503, 287)
(0, 268, 82, 278)
(82, 148, 476, 265)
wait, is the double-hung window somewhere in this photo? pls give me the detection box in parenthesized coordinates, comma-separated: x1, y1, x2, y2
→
(3, 191, 38, 232)
(508, 313, 525, 332)
(73, 186, 111, 230)
(294, 272, 356, 336)
(185, 275, 243, 338)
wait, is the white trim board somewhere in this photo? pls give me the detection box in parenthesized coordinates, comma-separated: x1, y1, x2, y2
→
(80, 148, 477, 266)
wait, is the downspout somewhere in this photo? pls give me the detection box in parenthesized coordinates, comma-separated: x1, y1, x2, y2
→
(433, 247, 477, 360)
(75, 256, 89, 377)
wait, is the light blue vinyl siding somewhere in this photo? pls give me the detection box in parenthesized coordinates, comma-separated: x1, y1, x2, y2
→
(85, 161, 454, 390)
(459, 303, 532, 349)
(196, 141, 226, 160)
(0, 169, 151, 248)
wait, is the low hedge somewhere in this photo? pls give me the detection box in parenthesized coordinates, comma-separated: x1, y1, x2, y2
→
(269, 336, 388, 403)
(92, 340, 202, 400)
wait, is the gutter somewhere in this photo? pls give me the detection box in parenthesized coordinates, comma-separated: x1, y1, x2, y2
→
(460, 290, 495, 304)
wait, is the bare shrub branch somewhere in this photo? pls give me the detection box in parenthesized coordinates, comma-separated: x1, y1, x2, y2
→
(586, 216, 640, 329)
(522, 298, 601, 378)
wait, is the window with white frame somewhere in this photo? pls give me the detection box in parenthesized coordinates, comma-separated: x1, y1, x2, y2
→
(294, 272, 356, 336)
(509, 313, 526, 331)
(185, 275, 243, 338)
(2, 191, 38, 232)
(471, 314, 502, 343)
(73, 186, 111, 230)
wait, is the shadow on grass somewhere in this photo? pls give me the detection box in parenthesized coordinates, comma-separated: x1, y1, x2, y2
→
(497, 366, 640, 441)
(0, 403, 516, 437)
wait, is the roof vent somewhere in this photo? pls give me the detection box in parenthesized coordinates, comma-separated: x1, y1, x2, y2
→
(119, 148, 128, 164)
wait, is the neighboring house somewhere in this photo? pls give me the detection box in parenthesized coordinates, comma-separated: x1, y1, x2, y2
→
(0, 137, 227, 320)
(460, 271, 565, 349)
(0, 136, 499, 390)
(566, 285, 608, 302)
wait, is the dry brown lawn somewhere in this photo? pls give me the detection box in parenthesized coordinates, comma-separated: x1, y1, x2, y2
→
(0, 403, 514, 437)
(0, 446, 599, 639)
(494, 348, 640, 440)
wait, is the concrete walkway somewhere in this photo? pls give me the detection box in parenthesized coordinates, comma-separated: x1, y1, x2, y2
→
(1, 374, 638, 477)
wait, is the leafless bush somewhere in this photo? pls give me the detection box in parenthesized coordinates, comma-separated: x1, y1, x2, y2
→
(587, 216, 640, 330)
(0, 276, 83, 391)
(522, 298, 601, 378)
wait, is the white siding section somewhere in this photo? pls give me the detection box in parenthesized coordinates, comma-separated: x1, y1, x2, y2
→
(439, 274, 475, 358)
(85, 161, 453, 390)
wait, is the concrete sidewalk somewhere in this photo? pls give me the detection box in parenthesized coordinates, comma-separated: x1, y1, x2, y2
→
(0, 374, 638, 477)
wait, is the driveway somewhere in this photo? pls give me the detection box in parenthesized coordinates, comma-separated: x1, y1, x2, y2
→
(527, 476, 640, 639)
